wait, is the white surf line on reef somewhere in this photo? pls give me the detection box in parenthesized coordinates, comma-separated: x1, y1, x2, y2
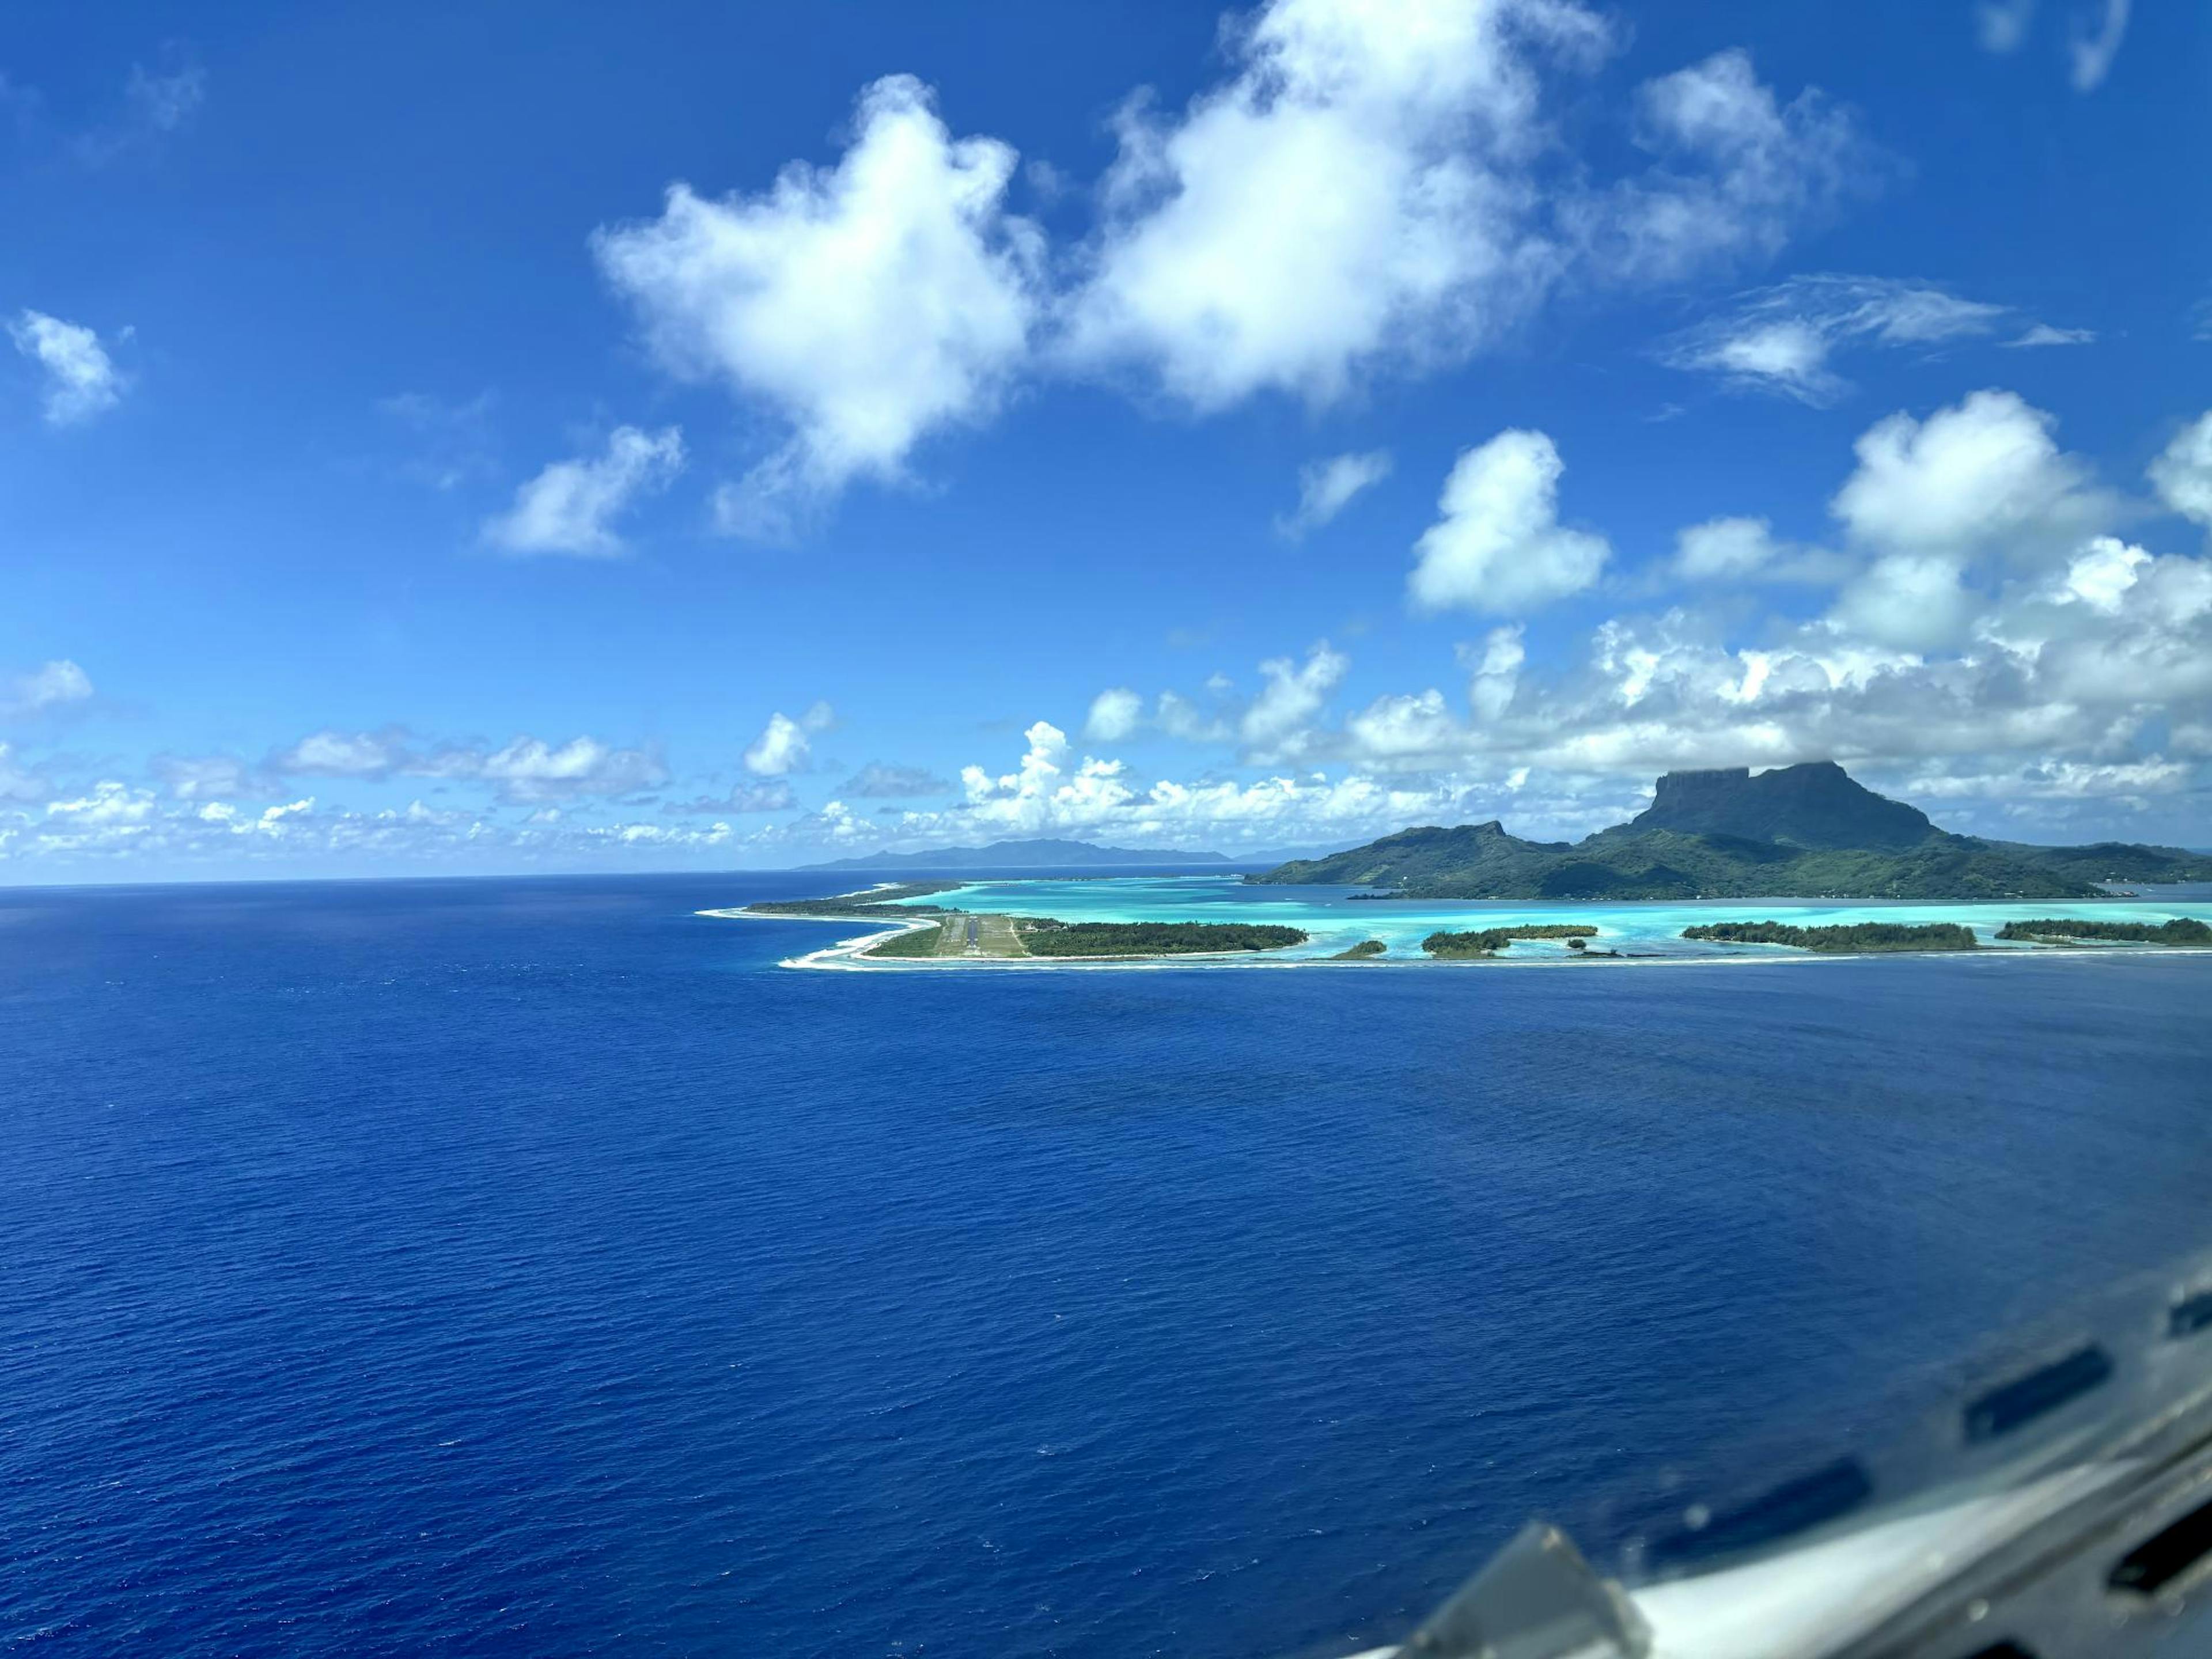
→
(698, 906, 2212, 974)
(702, 882, 2212, 973)
(692, 905, 942, 967)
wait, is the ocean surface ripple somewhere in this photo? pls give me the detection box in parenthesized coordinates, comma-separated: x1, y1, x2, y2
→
(3, 873, 2208, 1657)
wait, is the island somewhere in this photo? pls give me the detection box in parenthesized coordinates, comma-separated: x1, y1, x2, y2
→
(1016, 920, 1305, 957)
(1249, 761, 2212, 902)
(864, 915, 1305, 959)
(741, 881, 961, 918)
(714, 800, 2212, 969)
(1680, 921, 1979, 953)
(858, 923, 960, 958)
(731, 888, 1308, 961)
(1423, 925, 1601, 958)
(1995, 917, 2212, 946)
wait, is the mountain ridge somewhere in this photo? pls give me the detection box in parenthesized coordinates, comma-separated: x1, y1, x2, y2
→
(1624, 760, 1933, 849)
(1248, 763, 2212, 900)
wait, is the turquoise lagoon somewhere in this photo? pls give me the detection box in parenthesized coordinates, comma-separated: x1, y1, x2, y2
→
(891, 874, 2212, 962)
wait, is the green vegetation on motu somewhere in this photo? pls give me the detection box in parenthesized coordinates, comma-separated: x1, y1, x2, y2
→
(1250, 761, 2212, 902)
(1681, 921, 1979, 953)
(1996, 916, 2212, 946)
(1015, 920, 1306, 956)
(863, 921, 950, 958)
(1330, 940, 1388, 959)
(744, 881, 960, 919)
(1422, 925, 1600, 957)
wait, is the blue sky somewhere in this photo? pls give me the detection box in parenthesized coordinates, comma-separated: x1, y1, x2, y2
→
(3, 0, 2209, 878)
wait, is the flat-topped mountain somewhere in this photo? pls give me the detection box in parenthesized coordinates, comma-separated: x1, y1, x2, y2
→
(1630, 760, 1932, 849)
(800, 837, 1227, 872)
(1249, 762, 2212, 900)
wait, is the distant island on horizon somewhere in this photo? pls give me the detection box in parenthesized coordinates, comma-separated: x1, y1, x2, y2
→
(1249, 762, 2212, 901)
(797, 837, 1230, 873)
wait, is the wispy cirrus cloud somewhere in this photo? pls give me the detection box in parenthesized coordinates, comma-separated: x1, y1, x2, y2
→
(1973, 0, 2131, 93)
(1278, 451, 1392, 538)
(1656, 274, 2078, 404)
(262, 727, 670, 804)
(673, 780, 797, 815)
(2068, 0, 2132, 92)
(69, 50, 207, 165)
(483, 425, 685, 557)
(429, 736, 672, 804)
(125, 59, 206, 132)
(380, 390, 499, 491)
(1976, 0, 2037, 52)
(2004, 323, 2096, 349)
(841, 763, 953, 799)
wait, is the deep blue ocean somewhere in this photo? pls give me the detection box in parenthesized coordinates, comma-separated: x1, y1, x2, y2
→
(5, 872, 2210, 1657)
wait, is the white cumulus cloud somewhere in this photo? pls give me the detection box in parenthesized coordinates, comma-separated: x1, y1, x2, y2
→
(2149, 411, 2212, 529)
(1408, 429, 1608, 614)
(260, 727, 667, 803)
(1, 659, 94, 715)
(569, 1, 1879, 517)
(1242, 643, 1349, 760)
(272, 729, 410, 777)
(1084, 687, 1145, 743)
(9, 310, 124, 425)
(594, 75, 1043, 534)
(1466, 625, 1527, 721)
(1675, 516, 1785, 581)
(1062, 0, 1609, 410)
(474, 736, 668, 803)
(0, 743, 50, 802)
(1156, 689, 1235, 743)
(155, 755, 259, 802)
(1827, 390, 2112, 648)
(1582, 50, 1880, 283)
(47, 781, 156, 826)
(1831, 554, 1978, 652)
(1830, 389, 2107, 560)
(1671, 517, 1848, 584)
(484, 426, 685, 557)
(743, 702, 836, 777)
